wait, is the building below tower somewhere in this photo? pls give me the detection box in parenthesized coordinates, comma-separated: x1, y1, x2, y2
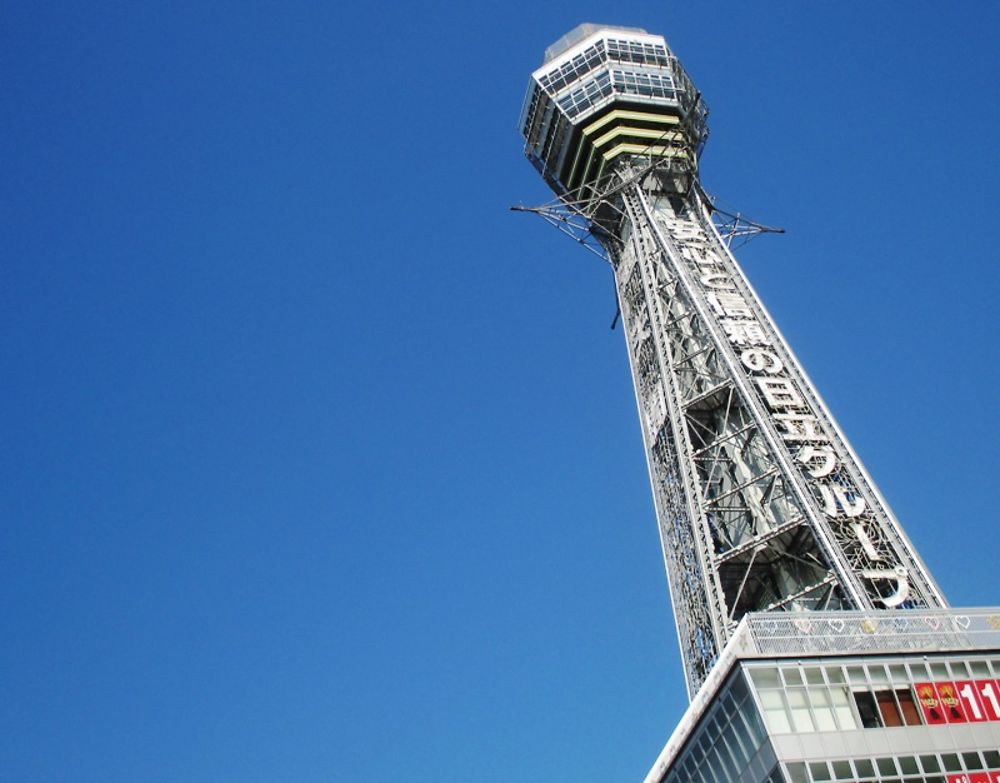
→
(643, 607, 1000, 783)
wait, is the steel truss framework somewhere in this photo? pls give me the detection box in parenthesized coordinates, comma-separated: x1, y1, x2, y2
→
(518, 24, 947, 699)
(522, 157, 946, 697)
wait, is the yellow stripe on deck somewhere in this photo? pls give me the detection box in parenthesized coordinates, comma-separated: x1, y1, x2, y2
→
(582, 109, 680, 137)
(592, 125, 684, 149)
(602, 142, 690, 161)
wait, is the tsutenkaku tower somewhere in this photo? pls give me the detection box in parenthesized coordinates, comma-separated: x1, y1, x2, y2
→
(518, 24, 946, 699)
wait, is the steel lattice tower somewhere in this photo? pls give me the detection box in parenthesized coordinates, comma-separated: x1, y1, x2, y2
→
(518, 24, 946, 699)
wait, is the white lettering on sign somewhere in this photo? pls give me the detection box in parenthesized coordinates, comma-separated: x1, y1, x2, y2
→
(665, 213, 914, 604)
(796, 445, 837, 478)
(774, 413, 827, 443)
(959, 683, 984, 721)
(756, 377, 805, 410)
(671, 224, 702, 242)
(852, 521, 884, 561)
(720, 319, 772, 346)
(818, 483, 867, 518)
(700, 273, 736, 290)
(740, 348, 784, 374)
(678, 243, 712, 266)
(861, 566, 910, 607)
(707, 291, 754, 319)
(979, 682, 1000, 719)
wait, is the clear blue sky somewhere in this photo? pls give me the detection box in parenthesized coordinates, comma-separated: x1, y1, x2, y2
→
(2, 2, 998, 781)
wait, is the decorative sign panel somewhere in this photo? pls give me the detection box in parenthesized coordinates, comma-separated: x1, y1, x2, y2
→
(914, 680, 1000, 725)
(947, 773, 1000, 783)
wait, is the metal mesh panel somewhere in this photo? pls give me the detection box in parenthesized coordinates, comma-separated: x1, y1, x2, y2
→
(740, 608, 1000, 658)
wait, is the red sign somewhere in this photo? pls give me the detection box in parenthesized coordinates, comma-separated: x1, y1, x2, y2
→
(914, 681, 947, 724)
(954, 680, 988, 722)
(947, 774, 994, 783)
(935, 681, 968, 723)
(975, 679, 1000, 721)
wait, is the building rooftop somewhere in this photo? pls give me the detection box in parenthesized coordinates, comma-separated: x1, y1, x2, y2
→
(543, 23, 648, 63)
(644, 606, 1000, 783)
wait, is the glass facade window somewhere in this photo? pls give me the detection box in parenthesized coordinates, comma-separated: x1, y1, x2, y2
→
(781, 751, 1000, 782)
(888, 664, 909, 682)
(610, 68, 676, 100)
(653, 656, 1000, 783)
(869, 665, 891, 686)
(752, 668, 781, 688)
(747, 654, 1000, 738)
(854, 690, 881, 728)
(876, 690, 903, 726)
(784, 668, 804, 686)
(876, 757, 897, 776)
(663, 672, 769, 783)
(605, 37, 670, 67)
(830, 685, 856, 728)
(807, 687, 838, 731)
(760, 689, 792, 733)
(754, 664, 861, 735)
(870, 688, 923, 728)
(539, 41, 607, 94)
(549, 66, 682, 121)
(804, 667, 825, 685)
(909, 661, 930, 680)
(787, 689, 816, 732)
(920, 756, 941, 773)
(555, 70, 614, 119)
(941, 753, 962, 772)
(963, 752, 985, 771)
(971, 660, 993, 677)
(895, 688, 922, 725)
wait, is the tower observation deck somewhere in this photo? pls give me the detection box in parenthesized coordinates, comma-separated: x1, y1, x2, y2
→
(518, 24, 947, 699)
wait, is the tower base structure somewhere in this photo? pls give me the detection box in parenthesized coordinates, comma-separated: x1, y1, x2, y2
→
(643, 607, 1000, 783)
